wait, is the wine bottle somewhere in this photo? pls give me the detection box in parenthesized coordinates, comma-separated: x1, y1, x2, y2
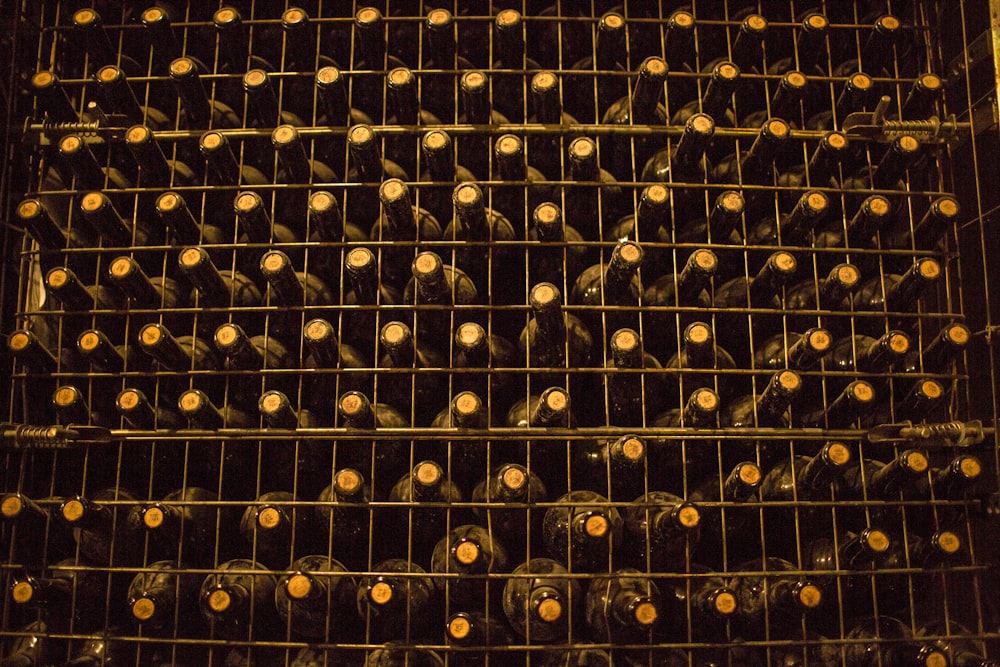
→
(666, 565, 740, 642)
(376, 320, 448, 424)
(199, 130, 268, 187)
(444, 611, 519, 666)
(199, 559, 279, 640)
(741, 70, 812, 129)
(301, 317, 372, 411)
(585, 569, 663, 644)
(712, 119, 792, 214)
(623, 491, 701, 572)
(495, 132, 553, 232)
(842, 449, 931, 529)
(799, 380, 878, 428)
(712, 251, 798, 361)
(56, 134, 132, 191)
(527, 71, 578, 185)
(351, 7, 407, 119)
(153, 191, 227, 254)
(543, 490, 622, 573)
(758, 441, 854, 556)
(443, 183, 519, 302)
(420, 9, 474, 123)
(457, 70, 510, 179)
(275, 555, 356, 639)
(58, 488, 142, 567)
(605, 328, 666, 427)
(826, 331, 911, 396)
(688, 462, 764, 571)
(123, 124, 198, 188)
(571, 434, 648, 503)
(807, 71, 877, 132)
(845, 616, 950, 667)
(342, 246, 404, 350)
(168, 56, 240, 129)
(387, 461, 463, 568)
(336, 391, 410, 492)
(805, 528, 892, 618)
(30, 70, 81, 123)
(177, 246, 263, 310)
(471, 464, 548, 560)
(570, 240, 643, 335)
(213, 322, 296, 405)
(886, 195, 962, 252)
(527, 202, 588, 290)
(259, 249, 334, 345)
(502, 558, 581, 643)
(784, 263, 862, 334)
(106, 255, 185, 323)
(76, 328, 145, 375)
(428, 391, 490, 491)
(754, 328, 833, 373)
(566, 11, 627, 122)
(76, 192, 153, 257)
(272, 124, 338, 219)
(365, 644, 446, 667)
(600, 56, 668, 180)
(356, 559, 437, 642)
(315, 468, 372, 571)
(564, 136, 625, 241)
(452, 321, 520, 417)
(430, 524, 510, 608)
(130, 486, 221, 567)
(490, 9, 540, 122)
(240, 491, 317, 570)
(243, 68, 305, 129)
(720, 370, 803, 469)
(519, 282, 595, 391)
(641, 114, 715, 227)
(729, 557, 824, 640)
(126, 560, 201, 635)
(744, 191, 832, 264)
(648, 388, 721, 490)
(671, 61, 740, 135)
(10, 558, 109, 633)
(93, 65, 170, 130)
(604, 182, 669, 250)
(776, 130, 850, 210)
(0, 620, 63, 667)
(315, 66, 374, 173)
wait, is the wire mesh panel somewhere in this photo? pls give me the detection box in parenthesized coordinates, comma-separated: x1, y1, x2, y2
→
(0, 1, 997, 665)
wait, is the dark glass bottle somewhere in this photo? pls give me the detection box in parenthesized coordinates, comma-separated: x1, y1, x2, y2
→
(471, 464, 548, 561)
(452, 321, 520, 417)
(827, 331, 911, 391)
(672, 189, 746, 250)
(420, 9, 474, 123)
(198, 559, 279, 640)
(665, 321, 740, 404)
(9, 558, 108, 633)
(688, 462, 765, 571)
(784, 263, 863, 334)
(213, 322, 296, 404)
(78, 192, 157, 259)
(730, 557, 824, 640)
(388, 461, 463, 568)
(565, 136, 625, 241)
(758, 442, 854, 557)
(351, 7, 406, 119)
(442, 183, 519, 301)
(130, 486, 220, 567)
(648, 388, 721, 489)
(0, 620, 63, 667)
(93, 65, 170, 130)
(526, 71, 578, 185)
(376, 320, 447, 425)
(56, 134, 132, 191)
(604, 181, 669, 251)
(720, 370, 803, 468)
(667, 565, 740, 643)
(315, 66, 374, 172)
(137, 322, 219, 374)
(275, 555, 356, 639)
(243, 68, 305, 129)
(754, 328, 833, 372)
(600, 56, 668, 180)
(887, 195, 962, 254)
(126, 560, 201, 635)
(585, 569, 663, 644)
(807, 71, 877, 132)
(776, 130, 850, 210)
(527, 202, 588, 290)
(605, 328, 666, 427)
(444, 611, 519, 667)
(566, 11, 628, 122)
(570, 240, 644, 335)
(58, 488, 142, 567)
(76, 328, 143, 375)
(168, 56, 241, 129)
(712, 118, 793, 213)
(852, 259, 942, 334)
(842, 450, 931, 529)
(845, 617, 950, 667)
(502, 558, 581, 643)
(489, 9, 540, 122)
(519, 282, 595, 389)
(153, 191, 227, 251)
(123, 124, 198, 188)
(804, 528, 893, 618)
(199, 130, 268, 188)
(641, 114, 715, 227)
(177, 246, 262, 310)
(623, 491, 701, 573)
(259, 249, 334, 345)
(301, 317, 371, 411)
(336, 391, 410, 492)
(428, 391, 489, 491)
(542, 490, 622, 573)
(370, 178, 443, 289)
(356, 559, 437, 642)
(30, 70, 81, 123)
(745, 191, 832, 263)
(457, 70, 510, 179)
(106, 255, 185, 320)
(342, 246, 404, 350)
(315, 468, 372, 572)
(430, 524, 510, 608)
(712, 251, 798, 360)
(239, 491, 316, 570)
(571, 434, 649, 503)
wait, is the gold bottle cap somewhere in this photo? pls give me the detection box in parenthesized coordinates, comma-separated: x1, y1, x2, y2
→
(286, 574, 313, 599)
(11, 582, 34, 604)
(143, 506, 165, 529)
(117, 389, 141, 411)
(496, 9, 520, 27)
(694, 389, 719, 411)
(537, 598, 562, 622)
(687, 323, 711, 345)
(584, 514, 609, 537)
(544, 389, 568, 412)
(415, 462, 441, 485)
(867, 530, 891, 552)
(243, 69, 267, 88)
(454, 184, 480, 206)
(7, 331, 31, 352)
(739, 464, 762, 486)
(534, 203, 559, 223)
(502, 467, 526, 490)
(715, 591, 737, 615)
(169, 57, 194, 77)
(621, 438, 644, 462)
(339, 393, 364, 416)
(356, 7, 381, 25)
(455, 541, 481, 565)
(678, 505, 700, 528)
(424, 131, 449, 152)
(937, 531, 961, 554)
(827, 443, 852, 466)
(1, 495, 23, 517)
(799, 584, 822, 608)
(634, 601, 658, 625)
(336, 469, 362, 494)
(960, 457, 982, 479)
(448, 616, 471, 639)
(31, 72, 55, 89)
(257, 507, 281, 529)
(316, 67, 340, 85)
(369, 581, 393, 605)
(126, 125, 152, 144)
(456, 322, 482, 346)
(454, 393, 480, 417)
(208, 589, 231, 612)
(96, 66, 121, 84)
(806, 14, 829, 30)
(132, 597, 156, 621)
(283, 8, 306, 25)
(613, 329, 639, 352)
(80, 192, 106, 212)
(214, 8, 237, 24)
(62, 499, 84, 522)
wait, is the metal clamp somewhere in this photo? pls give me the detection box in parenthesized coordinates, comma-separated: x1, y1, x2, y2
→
(843, 95, 970, 144)
(0, 423, 113, 449)
(866, 420, 987, 447)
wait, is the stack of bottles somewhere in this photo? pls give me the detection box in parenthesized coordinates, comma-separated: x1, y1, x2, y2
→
(1, 2, 993, 667)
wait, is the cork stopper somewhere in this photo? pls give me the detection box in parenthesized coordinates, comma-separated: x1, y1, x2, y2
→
(888, 333, 910, 354)
(132, 597, 156, 621)
(678, 505, 700, 528)
(200, 131, 224, 151)
(179, 247, 206, 268)
(806, 14, 829, 30)
(454, 393, 481, 418)
(850, 73, 874, 90)
(424, 131, 449, 152)
(918, 258, 941, 280)
(78, 331, 101, 352)
(786, 71, 808, 88)
(905, 451, 929, 473)
(58, 135, 83, 154)
(534, 203, 560, 224)
(717, 63, 739, 80)
(272, 125, 298, 146)
(286, 574, 313, 599)
(531, 283, 559, 307)
(356, 7, 381, 26)
(537, 598, 562, 622)
(347, 247, 373, 269)
(544, 389, 568, 412)
(214, 323, 241, 349)
(336, 469, 362, 494)
(142, 506, 165, 529)
(851, 382, 876, 403)
(61, 499, 84, 522)
(208, 589, 231, 612)
(282, 8, 307, 26)
(827, 443, 852, 466)
(687, 323, 711, 345)
(80, 192, 106, 213)
(739, 464, 762, 486)
(584, 514, 609, 537)
(621, 437, 645, 462)
(670, 11, 693, 28)
(169, 57, 195, 77)
(96, 66, 122, 84)
(11, 582, 34, 604)
(866, 529, 891, 553)
(109, 256, 136, 279)
(388, 67, 413, 88)
(370, 582, 393, 605)
(178, 390, 206, 413)
(531, 71, 557, 93)
(715, 591, 737, 615)
(646, 184, 669, 204)
(454, 541, 481, 565)
(234, 192, 261, 213)
(634, 602, 658, 625)
(496, 9, 520, 28)
(214, 8, 238, 25)
(415, 461, 441, 486)
(454, 184, 480, 206)
(798, 584, 823, 609)
(339, 393, 364, 416)
(54, 386, 79, 408)
(808, 329, 833, 352)
(381, 322, 408, 346)
(496, 134, 521, 156)
(694, 389, 719, 411)
(7, 332, 31, 352)
(777, 370, 802, 392)
(258, 392, 284, 416)
(721, 191, 745, 213)
(304, 319, 334, 343)
(316, 67, 340, 85)
(1, 495, 23, 518)
(919, 73, 943, 91)
(126, 125, 152, 144)
(897, 135, 920, 153)
(379, 178, 406, 202)
(243, 69, 268, 89)
(456, 323, 482, 347)
(448, 615, 471, 639)
(140, 324, 165, 347)
(642, 57, 668, 78)
(257, 507, 281, 529)
(501, 466, 526, 491)
(936, 531, 961, 554)
(613, 329, 639, 352)
(31, 71, 56, 89)
(117, 389, 142, 411)
(827, 132, 848, 150)
(919, 380, 943, 399)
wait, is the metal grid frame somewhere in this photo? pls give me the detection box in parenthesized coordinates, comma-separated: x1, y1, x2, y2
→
(0, 0, 997, 665)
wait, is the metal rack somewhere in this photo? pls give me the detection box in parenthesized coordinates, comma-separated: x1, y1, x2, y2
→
(1, 1, 998, 665)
